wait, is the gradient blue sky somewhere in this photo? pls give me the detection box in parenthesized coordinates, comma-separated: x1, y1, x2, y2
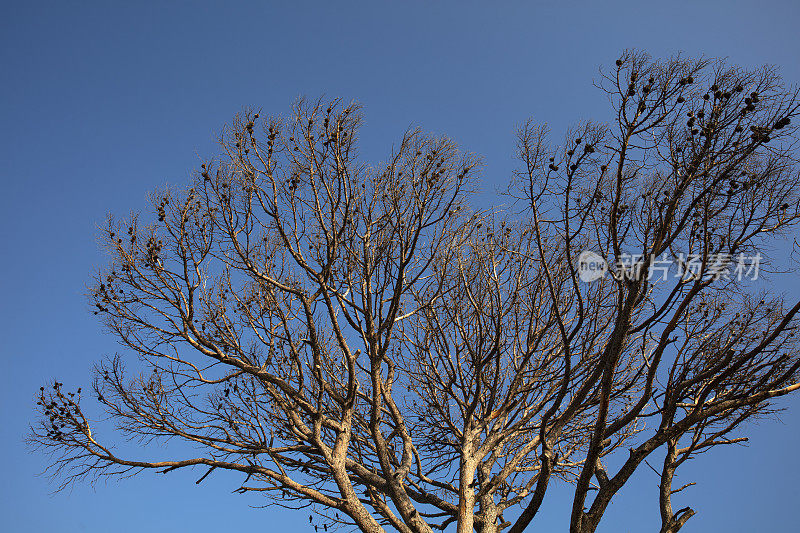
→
(3, 1, 800, 531)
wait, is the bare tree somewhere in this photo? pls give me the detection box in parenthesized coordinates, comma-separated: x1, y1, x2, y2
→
(31, 52, 800, 533)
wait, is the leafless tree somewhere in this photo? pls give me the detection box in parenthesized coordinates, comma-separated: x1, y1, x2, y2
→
(31, 52, 800, 533)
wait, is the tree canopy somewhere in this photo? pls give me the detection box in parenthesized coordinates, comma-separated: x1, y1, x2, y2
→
(31, 51, 800, 533)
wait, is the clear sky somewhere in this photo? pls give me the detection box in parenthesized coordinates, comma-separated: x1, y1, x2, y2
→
(2, 1, 800, 531)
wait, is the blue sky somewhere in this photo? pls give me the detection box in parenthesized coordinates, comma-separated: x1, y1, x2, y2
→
(2, 1, 800, 531)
